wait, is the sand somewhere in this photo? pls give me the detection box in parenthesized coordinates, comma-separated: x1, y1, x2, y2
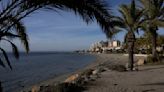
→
(84, 54, 164, 92)
(21, 54, 164, 92)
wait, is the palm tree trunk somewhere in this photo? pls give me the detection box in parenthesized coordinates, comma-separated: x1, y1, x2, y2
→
(127, 31, 135, 71)
(151, 30, 158, 62)
(128, 41, 134, 70)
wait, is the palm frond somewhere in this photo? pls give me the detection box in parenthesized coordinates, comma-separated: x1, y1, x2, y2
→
(131, 0, 136, 21)
(0, 47, 12, 69)
(160, 7, 164, 18)
(0, 58, 6, 68)
(119, 5, 133, 26)
(20, 0, 113, 38)
(12, 20, 29, 53)
(153, 19, 164, 27)
(1, 38, 19, 59)
(3, 32, 21, 39)
(3, 15, 29, 53)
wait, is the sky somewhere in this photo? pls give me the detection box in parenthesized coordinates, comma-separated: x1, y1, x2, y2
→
(3, 0, 164, 52)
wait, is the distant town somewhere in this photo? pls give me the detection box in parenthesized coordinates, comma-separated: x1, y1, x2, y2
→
(75, 40, 124, 53)
(75, 39, 164, 54)
(89, 40, 122, 53)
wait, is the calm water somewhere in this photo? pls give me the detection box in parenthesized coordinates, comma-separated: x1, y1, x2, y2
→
(0, 52, 95, 92)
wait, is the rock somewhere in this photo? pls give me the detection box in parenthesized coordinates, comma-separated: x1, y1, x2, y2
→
(31, 86, 40, 92)
(137, 59, 146, 66)
(90, 75, 98, 81)
(125, 63, 129, 70)
(92, 69, 99, 75)
(53, 83, 84, 92)
(83, 76, 90, 82)
(81, 69, 94, 76)
(133, 67, 138, 71)
(92, 67, 106, 75)
(39, 83, 85, 92)
(64, 74, 79, 83)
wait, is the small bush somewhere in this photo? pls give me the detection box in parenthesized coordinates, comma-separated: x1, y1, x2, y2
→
(146, 55, 160, 63)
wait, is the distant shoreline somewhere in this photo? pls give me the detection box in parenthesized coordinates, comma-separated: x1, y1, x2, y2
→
(20, 53, 99, 92)
(21, 53, 128, 91)
(0, 52, 96, 92)
(21, 53, 147, 92)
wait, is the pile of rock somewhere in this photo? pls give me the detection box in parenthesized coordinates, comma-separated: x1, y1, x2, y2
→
(30, 66, 108, 92)
(29, 61, 127, 92)
(64, 68, 104, 86)
(39, 83, 84, 92)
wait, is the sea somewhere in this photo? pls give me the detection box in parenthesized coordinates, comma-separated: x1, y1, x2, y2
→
(0, 52, 96, 92)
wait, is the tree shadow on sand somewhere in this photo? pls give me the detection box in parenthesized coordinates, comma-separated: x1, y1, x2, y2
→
(140, 82, 164, 86)
(139, 66, 164, 71)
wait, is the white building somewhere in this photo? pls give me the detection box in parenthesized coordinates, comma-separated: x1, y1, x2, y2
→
(89, 40, 122, 53)
(108, 40, 121, 48)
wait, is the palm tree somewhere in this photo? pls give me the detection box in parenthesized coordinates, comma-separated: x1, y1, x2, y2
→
(0, 0, 114, 69)
(134, 32, 152, 54)
(116, 0, 143, 70)
(1, 0, 114, 37)
(0, 14, 29, 69)
(139, 0, 164, 61)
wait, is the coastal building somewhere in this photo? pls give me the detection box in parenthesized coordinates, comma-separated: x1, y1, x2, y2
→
(108, 40, 121, 48)
(89, 41, 107, 53)
(89, 40, 122, 53)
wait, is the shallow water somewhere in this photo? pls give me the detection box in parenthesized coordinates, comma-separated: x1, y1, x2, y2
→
(0, 52, 95, 92)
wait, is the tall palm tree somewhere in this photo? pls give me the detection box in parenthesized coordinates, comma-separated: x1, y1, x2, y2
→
(0, 0, 114, 69)
(139, 0, 164, 61)
(116, 0, 143, 70)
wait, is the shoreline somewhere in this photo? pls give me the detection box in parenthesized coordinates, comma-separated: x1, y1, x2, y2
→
(20, 53, 102, 92)
(21, 53, 148, 92)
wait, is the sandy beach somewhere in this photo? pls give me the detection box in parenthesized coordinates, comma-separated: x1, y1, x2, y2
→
(21, 54, 164, 92)
(84, 54, 164, 92)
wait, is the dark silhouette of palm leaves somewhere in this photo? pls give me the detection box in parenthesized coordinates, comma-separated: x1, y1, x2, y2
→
(1, 0, 113, 37)
(0, 0, 114, 69)
(0, 47, 12, 69)
(35, 0, 115, 37)
(0, 15, 28, 69)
